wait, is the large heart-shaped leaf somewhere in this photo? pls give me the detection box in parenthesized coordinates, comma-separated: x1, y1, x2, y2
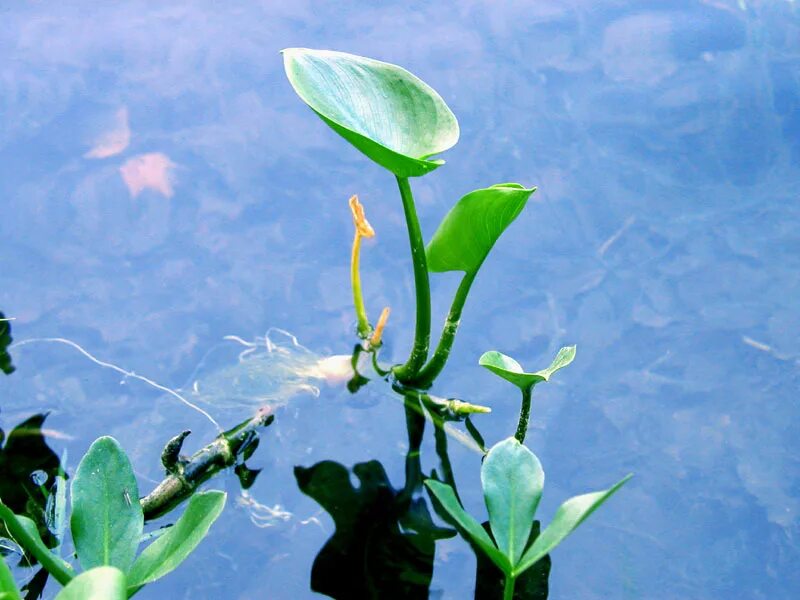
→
(127, 490, 226, 590)
(482, 437, 544, 566)
(0, 555, 21, 600)
(54, 567, 126, 600)
(479, 346, 576, 391)
(283, 48, 459, 178)
(426, 184, 536, 274)
(514, 474, 632, 576)
(424, 479, 511, 574)
(70, 437, 143, 572)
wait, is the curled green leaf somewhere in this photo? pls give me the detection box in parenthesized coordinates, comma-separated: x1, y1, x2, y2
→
(479, 346, 576, 391)
(426, 184, 536, 275)
(283, 48, 459, 178)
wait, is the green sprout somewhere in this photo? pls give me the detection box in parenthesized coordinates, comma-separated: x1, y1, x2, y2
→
(425, 437, 631, 600)
(283, 48, 535, 387)
(480, 346, 576, 443)
(0, 437, 225, 598)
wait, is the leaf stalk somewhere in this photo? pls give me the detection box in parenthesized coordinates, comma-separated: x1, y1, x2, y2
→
(392, 177, 431, 381)
(411, 269, 478, 386)
(515, 386, 534, 444)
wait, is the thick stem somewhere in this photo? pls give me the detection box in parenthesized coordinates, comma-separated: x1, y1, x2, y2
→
(514, 386, 533, 444)
(0, 502, 75, 586)
(412, 270, 477, 387)
(392, 176, 431, 382)
(141, 407, 274, 520)
(503, 574, 516, 600)
(351, 233, 371, 338)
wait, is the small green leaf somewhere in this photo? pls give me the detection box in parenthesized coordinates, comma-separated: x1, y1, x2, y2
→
(426, 184, 536, 274)
(424, 480, 511, 574)
(54, 566, 126, 600)
(482, 438, 544, 566)
(127, 491, 226, 590)
(283, 48, 459, 178)
(514, 474, 632, 577)
(0, 556, 21, 600)
(70, 437, 143, 572)
(479, 346, 576, 391)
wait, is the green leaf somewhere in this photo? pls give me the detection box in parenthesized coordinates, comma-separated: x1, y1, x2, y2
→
(424, 480, 511, 574)
(54, 567, 126, 600)
(0, 556, 21, 600)
(479, 346, 576, 391)
(514, 474, 632, 577)
(0, 503, 75, 585)
(283, 48, 459, 178)
(482, 438, 544, 566)
(127, 491, 226, 590)
(70, 437, 143, 572)
(426, 184, 536, 274)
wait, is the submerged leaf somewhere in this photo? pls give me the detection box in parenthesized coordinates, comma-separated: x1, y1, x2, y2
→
(70, 437, 143, 572)
(0, 414, 63, 547)
(482, 438, 544, 566)
(514, 474, 632, 576)
(426, 184, 536, 274)
(479, 346, 576, 391)
(54, 567, 126, 600)
(283, 48, 459, 178)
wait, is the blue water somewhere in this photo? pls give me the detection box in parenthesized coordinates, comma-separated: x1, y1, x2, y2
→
(2, 1, 799, 598)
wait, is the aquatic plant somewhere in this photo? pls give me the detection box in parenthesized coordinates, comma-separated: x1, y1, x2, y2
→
(0, 436, 225, 598)
(283, 48, 536, 387)
(425, 437, 630, 600)
(479, 346, 576, 443)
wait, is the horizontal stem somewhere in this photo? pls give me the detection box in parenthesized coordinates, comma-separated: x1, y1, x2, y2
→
(141, 407, 274, 519)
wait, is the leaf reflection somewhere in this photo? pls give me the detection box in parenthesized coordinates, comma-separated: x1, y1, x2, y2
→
(473, 520, 550, 600)
(0, 413, 65, 599)
(0, 312, 14, 375)
(295, 396, 454, 599)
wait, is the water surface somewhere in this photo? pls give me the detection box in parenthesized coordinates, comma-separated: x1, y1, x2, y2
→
(1, 1, 799, 598)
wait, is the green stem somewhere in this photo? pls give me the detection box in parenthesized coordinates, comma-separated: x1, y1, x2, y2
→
(515, 386, 533, 444)
(0, 501, 75, 586)
(503, 574, 516, 600)
(392, 176, 431, 381)
(351, 233, 371, 338)
(411, 269, 477, 387)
